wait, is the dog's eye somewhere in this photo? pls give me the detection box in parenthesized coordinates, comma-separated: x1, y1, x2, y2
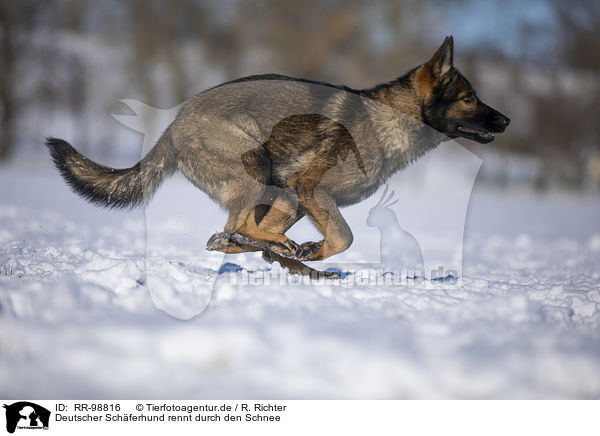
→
(462, 94, 475, 103)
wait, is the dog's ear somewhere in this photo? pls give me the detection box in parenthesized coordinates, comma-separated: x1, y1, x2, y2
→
(427, 36, 454, 78)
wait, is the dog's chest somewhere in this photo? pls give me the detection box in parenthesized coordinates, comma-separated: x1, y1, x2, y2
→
(370, 115, 424, 175)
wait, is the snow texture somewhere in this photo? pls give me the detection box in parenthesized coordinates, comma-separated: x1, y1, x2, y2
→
(1, 154, 600, 399)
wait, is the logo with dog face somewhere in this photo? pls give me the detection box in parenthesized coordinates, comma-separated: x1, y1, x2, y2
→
(3, 402, 50, 433)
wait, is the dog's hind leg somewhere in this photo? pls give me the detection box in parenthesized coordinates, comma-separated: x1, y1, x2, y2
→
(207, 196, 303, 255)
(210, 196, 300, 258)
(207, 196, 340, 279)
(254, 195, 304, 233)
(231, 212, 300, 258)
(206, 232, 260, 253)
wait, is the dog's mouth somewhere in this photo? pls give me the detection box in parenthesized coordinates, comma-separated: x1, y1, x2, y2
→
(456, 125, 495, 143)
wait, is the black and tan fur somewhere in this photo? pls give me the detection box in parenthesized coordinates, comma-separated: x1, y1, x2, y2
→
(47, 37, 509, 277)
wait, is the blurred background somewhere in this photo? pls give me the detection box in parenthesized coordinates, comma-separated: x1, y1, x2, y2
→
(0, 0, 599, 190)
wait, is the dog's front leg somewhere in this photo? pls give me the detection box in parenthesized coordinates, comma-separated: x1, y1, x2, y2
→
(295, 187, 353, 261)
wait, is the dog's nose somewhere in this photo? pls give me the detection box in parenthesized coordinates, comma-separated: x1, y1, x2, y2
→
(497, 114, 510, 129)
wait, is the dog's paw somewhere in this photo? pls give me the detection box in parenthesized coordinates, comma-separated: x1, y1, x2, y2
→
(206, 232, 233, 251)
(271, 238, 299, 258)
(295, 241, 323, 261)
(262, 251, 276, 264)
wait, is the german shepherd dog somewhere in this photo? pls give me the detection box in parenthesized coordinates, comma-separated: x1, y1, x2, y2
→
(46, 36, 509, 277)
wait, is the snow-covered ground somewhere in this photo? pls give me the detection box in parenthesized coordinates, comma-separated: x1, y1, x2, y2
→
(1, 154, 600, 399)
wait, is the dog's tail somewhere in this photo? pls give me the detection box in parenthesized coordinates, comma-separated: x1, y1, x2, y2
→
(45, 132, 177, 209)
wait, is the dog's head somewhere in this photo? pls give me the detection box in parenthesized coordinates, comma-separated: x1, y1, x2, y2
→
(413, 36, 510, 143)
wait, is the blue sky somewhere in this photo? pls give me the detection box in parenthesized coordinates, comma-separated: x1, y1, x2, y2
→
(438, 0, 557, 58)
